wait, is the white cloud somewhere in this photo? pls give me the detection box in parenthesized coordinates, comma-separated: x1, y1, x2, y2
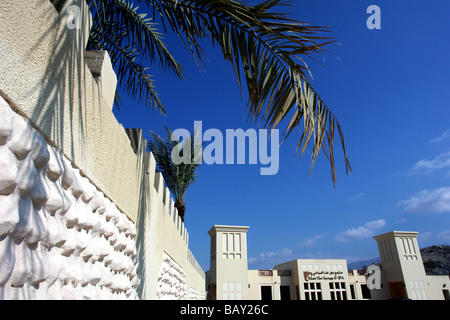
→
(417, 232, 432, 242)
(431, 129, 450, 143)
(437, 230, 450, 242)
(398, 187, 450, 213)
(335, 227, 373, 242)
(409, 152, 450, 175)
(297, 233, 327, 248)
(364, 219, 386, 229)
(347, 193, 364, 202)
(334, 219, 386, 242)
(247, 256, 258, 264)
(394, 218, 408, 225)
(248, 248, 293, 267)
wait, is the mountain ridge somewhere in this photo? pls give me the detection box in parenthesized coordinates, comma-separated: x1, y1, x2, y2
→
(347, 245, 450, 276)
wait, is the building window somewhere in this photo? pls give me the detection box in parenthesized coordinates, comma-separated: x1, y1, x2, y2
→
(280, 285, 291, 300)
(277, 270, 291, 276)
(223, 282, 242, 300)
(326, 264, 343, 271)
(222, 233, 228, 251)
(350, 284, 356, 300)
(235, 233, 241, 252)
(409, 280, 427, 300)
(228, 233, 234, 252)
(302, 264, 319, 271)
(330, 282, 347, 300)
(221, 232, 242, 259)
(304, 282, 322, 300)
(443, 290, 450, 300)
(380, 239, 395, 262)
(401, 237, 418, 260)
(260, 285, 273, 300)
(361, 284, 371, 299)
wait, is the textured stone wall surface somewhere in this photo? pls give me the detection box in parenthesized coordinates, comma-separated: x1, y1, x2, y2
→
(0, 0, 205, 300)
(189, 287, 206, 300)
(156, 252, 186, 300)
(0, 96, 139, 299)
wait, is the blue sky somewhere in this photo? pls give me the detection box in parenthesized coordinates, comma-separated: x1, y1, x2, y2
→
(114, 0, 450, 270)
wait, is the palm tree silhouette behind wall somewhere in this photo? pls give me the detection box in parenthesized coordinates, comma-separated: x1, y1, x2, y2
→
(85, 0, 351, 185)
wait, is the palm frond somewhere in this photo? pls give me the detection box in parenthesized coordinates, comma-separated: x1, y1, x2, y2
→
(86, 0, 184, 112)
(86, 0, 351, 185)
(147, 0, 351, 185)
(147, 127, 201, 201)
(89, 22, 165, 113)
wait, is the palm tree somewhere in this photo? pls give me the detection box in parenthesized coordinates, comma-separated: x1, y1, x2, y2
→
(147, 127, 201, 221)
(85, 0, 351, 185)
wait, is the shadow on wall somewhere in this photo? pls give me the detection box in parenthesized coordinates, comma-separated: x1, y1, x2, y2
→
(128, 129, 151, 299)
(0, 0, 144, 299)
(0, 0, 122, 175)
(0, 0, 147, 222)
(0, 0, 206, 300)
(10, 0, 93, 156)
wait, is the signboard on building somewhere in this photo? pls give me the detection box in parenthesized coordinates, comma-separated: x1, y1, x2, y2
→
(303, 271, 345, 282)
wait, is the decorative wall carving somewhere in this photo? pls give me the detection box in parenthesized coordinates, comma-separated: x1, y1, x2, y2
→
(156, 252, 186, 300)
(0, 0, 206, 300)
(189, 287, 205, 300)
(0, 97, 139, 299)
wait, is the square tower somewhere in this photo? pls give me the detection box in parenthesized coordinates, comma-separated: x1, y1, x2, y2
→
(373, 231, 431, 300)
(208, 225, 250, 300)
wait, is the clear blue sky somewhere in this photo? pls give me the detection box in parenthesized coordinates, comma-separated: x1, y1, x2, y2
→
(114, 0, 450, 270)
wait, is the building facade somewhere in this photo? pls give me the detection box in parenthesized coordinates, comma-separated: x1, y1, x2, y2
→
(207, 226, 450, 300)
(207, 225, 250, 300)
(371, 231, 449, 300)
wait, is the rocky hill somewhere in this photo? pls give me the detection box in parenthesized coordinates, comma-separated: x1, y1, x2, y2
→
(347, 258, 380, 270)
(421, 245, 450, 276)
(347, 245, 450, 275)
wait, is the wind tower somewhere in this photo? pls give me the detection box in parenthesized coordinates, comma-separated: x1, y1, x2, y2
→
(208, 225, 250, 300)
(373, 231, 431, 300)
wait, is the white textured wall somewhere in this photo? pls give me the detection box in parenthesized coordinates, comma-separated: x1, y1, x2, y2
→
(137, 156, 206, 300)
(0, 96, 139, 299)
(155, 252, 205, 300)
(0, 0, 206, 300)
(0, 0, 141, 223)
(189, 287, 206, 300)
(156, 252, 186, 300)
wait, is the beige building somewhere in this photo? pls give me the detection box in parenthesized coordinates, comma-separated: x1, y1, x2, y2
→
(371, 231, 449, 300)
(207, 225, 250, 300)
(206, 226, 450, 300)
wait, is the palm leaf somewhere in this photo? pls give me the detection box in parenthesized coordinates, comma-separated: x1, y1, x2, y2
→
(147, 127, 201, 201)
(86, 0, 184, 112)
(86, 0, 351, 185)
(147, 0, 351, 185)
(88, 22, 165, 113)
